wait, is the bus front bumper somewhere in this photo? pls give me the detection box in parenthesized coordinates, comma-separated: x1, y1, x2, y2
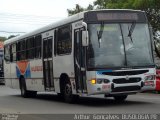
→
(87, 81, 155, 95)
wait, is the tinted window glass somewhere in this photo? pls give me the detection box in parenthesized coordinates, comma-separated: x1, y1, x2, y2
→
(57, 25, 72, 55)
(4, 45, 10, 62)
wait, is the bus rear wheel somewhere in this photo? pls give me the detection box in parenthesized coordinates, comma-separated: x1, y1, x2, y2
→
(113, 95, 128, 102)
(20, 77, 28, 97)
(20, 77, 37, 98)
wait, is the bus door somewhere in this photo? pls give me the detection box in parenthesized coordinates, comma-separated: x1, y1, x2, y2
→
(74, 28, 87, 93)
(42, 36, 54, 90)
(4, 45, 12, 87)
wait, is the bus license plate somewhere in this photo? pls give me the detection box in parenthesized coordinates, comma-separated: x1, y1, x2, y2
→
(102, 84, 110, 90)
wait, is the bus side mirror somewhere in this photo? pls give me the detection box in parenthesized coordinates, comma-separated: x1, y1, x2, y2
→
(82, 31, 89, 46)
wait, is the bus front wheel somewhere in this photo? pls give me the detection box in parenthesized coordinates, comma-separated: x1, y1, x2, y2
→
(64, 81, 78, 103)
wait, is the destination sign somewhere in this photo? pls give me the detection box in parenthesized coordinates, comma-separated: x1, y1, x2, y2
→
(84, 11, 147, 23)
(97, 13, 138, 21)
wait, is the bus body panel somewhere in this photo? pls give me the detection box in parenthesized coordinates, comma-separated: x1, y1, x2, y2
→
(4, 62, 12, 87)
(53, 55, 75, 92)
(29, 59, 44, 91)
(11, 62, 19, 89)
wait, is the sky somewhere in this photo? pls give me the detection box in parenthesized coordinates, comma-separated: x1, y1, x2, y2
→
(0, 0, 95, 37)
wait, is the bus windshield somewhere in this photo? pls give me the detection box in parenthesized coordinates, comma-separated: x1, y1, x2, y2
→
(87, 23, 154, 68)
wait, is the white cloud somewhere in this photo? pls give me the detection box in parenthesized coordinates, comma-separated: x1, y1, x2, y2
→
(0, 0, 95, 17)
(0, 0, 95, 37)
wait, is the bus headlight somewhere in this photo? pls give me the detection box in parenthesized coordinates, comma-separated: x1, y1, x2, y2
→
(103, 79, 110, 83)
(144, 75, 155, 81)
(96, 79, 103, 84)
(91, 79, 96, 84)
(90, 78, 110, 84)
(97, 78, 110, 84)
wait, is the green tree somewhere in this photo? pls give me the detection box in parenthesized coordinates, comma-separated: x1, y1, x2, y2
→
(8, 35, 16, 39)
(67, 4, 94, 16)
(0, 36, 7, 41)
(94, 0, 135, 9)
(67, 4, 85, 16)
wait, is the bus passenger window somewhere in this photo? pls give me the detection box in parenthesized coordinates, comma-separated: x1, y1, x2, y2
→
(4, 45, 10, 62)
(57, 25, 72, 55)
(17, 40, 26, 61)
(26, 37, 35, 59)
(35, 35, 42, 58)
(48, 39, 52, 58)
(10, 43, 16, 62)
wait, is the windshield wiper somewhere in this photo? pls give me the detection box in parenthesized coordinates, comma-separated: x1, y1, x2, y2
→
(128, 22, 136, 43)
(97, 22, 104, 48)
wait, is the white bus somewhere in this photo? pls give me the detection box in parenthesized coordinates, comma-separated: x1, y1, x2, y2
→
(4, 9, 156, 103)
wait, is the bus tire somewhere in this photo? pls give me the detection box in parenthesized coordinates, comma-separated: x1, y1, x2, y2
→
(20, 77, 28, 98)
(28, 91, 37, 98)
(20, 77, 37, 98)
(57, 93, 63, 99)
(114, 95, 128, 102)
(64, 81, 78, 103)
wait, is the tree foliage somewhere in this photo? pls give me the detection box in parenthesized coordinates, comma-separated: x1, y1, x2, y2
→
(67, 4, 94, 16)
(67, 0, 160, 35)
(0, 35, 17, 41)
(67, 4, 84, 16)
(0, 36, 7, 41)
(8, 35, 16, 39)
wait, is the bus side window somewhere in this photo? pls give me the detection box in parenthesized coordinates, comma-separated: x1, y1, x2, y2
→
(48, 38, 52, 58)
(21, 40, 26, 60)
(35, 35, 42, 58)
(16, 41, 20, 61)
(26, 37, 34, 59)
(57, 25, 72, 55)
(26, 38, 30, 59)
(4, 45, 10, 63)
(54, 30, 57, 56)
(10, 43, 16, 62)
(17, 40, 26, 61)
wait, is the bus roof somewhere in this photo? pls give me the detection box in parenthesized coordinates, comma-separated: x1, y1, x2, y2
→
(4, 9, 144, 45)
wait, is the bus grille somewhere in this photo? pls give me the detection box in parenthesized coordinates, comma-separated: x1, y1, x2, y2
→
(112, 86, 141, 92)
(113, 77, 141, 84)
(101, 70, 148, 76)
